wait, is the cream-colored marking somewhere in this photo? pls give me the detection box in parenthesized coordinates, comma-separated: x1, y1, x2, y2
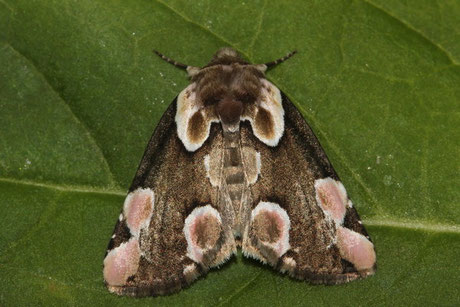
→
(204, 154, 210, 175)
(118, 214, 123, 222)
(210, 247, 238, 268)
(251, 201, 291, 257)
(256, 152, 261, 175)
(217, 47, 238, 57)
(242, 248, 267, 264)
(242, 147, 261, 185)
(183, 205, 222, 263)
(242, 80, 284, 146)
(279, 257, 296, 274)
(176, 79, 285, 150)
(260, 79, 283, 109)
(284, 257, 296, 267)
(186, 66, 200, 77)
(111, 234, 116, 239)
(255, 64, 268, 73)
(183, 263, 199, 283)
(348, 200, 353, 208)
(176, 84, 216, 152)
(183, 263, 196, 275)
(204, 151, 220, 187)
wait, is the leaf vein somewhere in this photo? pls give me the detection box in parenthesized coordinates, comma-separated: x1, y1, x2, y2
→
(154, 0, 236, 52)
(0, 177, 125, 196)
(364, 218, 460, 234)
(361, 0, 457, 65)
(248, 0, 267, 57)
(217, 271, 262, 306)
(3, 42, 119, 189)
(0, 264, 106, 294)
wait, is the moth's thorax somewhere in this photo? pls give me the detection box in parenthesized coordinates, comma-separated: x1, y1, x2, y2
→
(194, 64, 263, 131)
(193, 64, 264, 108)
(175, 63, 284, 152)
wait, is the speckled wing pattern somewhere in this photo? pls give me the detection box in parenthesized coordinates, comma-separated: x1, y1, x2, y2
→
(103, 100, 237, 296)
(103, 48, 376, 297)
(240, 92, 376, 284)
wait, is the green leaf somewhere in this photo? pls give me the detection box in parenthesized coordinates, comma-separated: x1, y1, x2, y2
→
(0, 0, 458, 306)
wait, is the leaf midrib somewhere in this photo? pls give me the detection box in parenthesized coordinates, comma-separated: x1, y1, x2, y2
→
(2, 177, 458, 234)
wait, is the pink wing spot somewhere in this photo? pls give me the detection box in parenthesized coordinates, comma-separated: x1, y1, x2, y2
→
(251, 202, 291, 257)
(337, 226, 376, 271)
(314, 178, 347, 225)
(183, 205, 222, 263)
(123, 188, 154, 237)
(103, 238, 140, 286)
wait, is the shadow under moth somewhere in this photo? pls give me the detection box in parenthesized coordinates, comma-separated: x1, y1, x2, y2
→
(103, 48, 377, 296)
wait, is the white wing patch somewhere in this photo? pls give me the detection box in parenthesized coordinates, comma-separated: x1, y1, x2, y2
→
(176, 79, 285, 151)
(204, 153, 220, 187)
(176, 84, 217, 152)
(243, 79, 285, 147)
(242, 147, 261, 185)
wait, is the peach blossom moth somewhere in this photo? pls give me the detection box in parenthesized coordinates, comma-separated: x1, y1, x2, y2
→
(103, 48, 377, 296)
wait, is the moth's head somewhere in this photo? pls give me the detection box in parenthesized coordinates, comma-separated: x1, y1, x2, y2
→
(214, 47, 239, 59)
(202, 47, 250, 68)
(186, 47, 267, 80)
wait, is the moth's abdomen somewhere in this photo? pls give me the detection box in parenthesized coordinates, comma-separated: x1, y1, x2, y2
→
(221, 132, 246, 228)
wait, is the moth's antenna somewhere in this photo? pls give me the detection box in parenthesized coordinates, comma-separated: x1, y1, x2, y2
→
(264, 50, 297, 69)
(153, 50, 188, 70)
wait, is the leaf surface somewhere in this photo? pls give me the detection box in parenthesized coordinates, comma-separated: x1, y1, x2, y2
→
(0, 0, 458, 306)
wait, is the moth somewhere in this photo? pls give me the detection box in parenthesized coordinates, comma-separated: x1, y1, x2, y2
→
(103, 48, 376, 296)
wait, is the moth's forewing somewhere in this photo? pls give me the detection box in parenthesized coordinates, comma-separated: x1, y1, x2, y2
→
(240, 91, 376, 284)
(103, 48, 376, 296)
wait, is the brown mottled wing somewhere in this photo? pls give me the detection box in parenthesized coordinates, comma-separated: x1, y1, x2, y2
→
(103, 99, 235, 296)
(241, 92, 376, 284)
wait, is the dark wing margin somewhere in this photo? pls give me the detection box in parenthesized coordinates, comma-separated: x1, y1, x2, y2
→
(103, 99, 235, 296)
(241, 91, 376, 284)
